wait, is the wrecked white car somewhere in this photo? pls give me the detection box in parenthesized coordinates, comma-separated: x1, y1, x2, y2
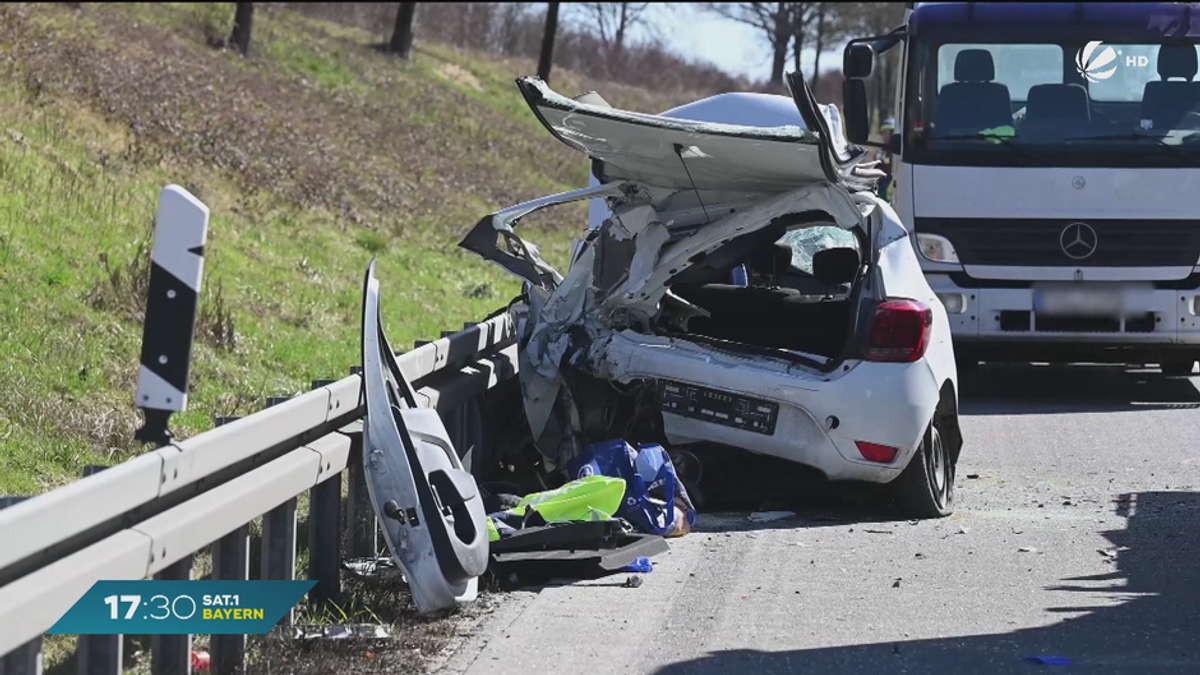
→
(462, 73, 963, 518)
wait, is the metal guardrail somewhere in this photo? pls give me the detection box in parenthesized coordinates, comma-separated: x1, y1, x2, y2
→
(0, 186, 521, 675)
(0, 315, 517, 675)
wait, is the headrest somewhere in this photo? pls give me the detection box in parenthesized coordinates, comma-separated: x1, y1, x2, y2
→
(1158, 44, 1198, 80)
(1025, 83, 1090, 120)
(750, 241, 793, 277)
(955, 49, 995, 82)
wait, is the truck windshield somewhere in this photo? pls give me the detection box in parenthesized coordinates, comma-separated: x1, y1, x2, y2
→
(906, 40, 1200, 167)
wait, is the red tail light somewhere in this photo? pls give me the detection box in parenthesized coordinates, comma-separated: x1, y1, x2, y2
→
(866, 299, 933, 363)
(855, 441, 898, 463)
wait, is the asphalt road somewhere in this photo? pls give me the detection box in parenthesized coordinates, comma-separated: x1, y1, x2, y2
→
(439, 364, 1200, 675)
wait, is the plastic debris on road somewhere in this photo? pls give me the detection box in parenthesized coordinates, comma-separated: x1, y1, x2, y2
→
(1022, 655, 1073, 666)
(748, 511, 796, 522)
(621, 556, 654, 573)
(291, 624, 391, 641)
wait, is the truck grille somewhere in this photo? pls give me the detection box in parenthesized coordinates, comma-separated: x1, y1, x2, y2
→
(915, 218, 1200, 267)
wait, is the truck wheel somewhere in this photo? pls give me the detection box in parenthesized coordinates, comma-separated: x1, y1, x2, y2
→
(1161, 360, 1195, 377)
(892, 419, 955, 519)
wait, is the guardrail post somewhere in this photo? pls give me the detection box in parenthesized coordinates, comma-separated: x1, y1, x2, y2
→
(210, 525, 249, 675)
(257, 397, 297, 626)
(310, 379, 373, 560)
(0, 637, 42, 675)
(76, 465, 123, 675)
(308, 465, 342, 610)
(0, 497, 41, 675)
(150, 555, 192, 675)
(77, 632, 120, 675)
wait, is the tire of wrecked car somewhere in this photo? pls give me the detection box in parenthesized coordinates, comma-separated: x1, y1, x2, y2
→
(891, 419, 955, 519)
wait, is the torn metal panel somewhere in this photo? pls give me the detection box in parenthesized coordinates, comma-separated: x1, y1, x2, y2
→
(359, 259, 489, 613)
(600, 182, 867, 320)
(458, 181, 629, 289)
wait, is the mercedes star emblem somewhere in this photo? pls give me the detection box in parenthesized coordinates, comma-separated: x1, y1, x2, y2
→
(1072, 176, 1086, 189)
(1060, 222, 1098, 260)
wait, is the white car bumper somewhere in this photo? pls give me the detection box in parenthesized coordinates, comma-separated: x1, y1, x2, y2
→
(592, 331, 945, 484)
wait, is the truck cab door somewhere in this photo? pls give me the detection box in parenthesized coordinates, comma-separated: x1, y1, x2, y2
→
(359, 259, 489, 613)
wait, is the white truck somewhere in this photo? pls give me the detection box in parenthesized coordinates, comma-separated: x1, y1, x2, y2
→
(840, 1, 1200, 375)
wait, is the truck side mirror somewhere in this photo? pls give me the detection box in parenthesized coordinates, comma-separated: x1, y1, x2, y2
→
(844, 44, 874, 79)
(843, 79, 870, 145)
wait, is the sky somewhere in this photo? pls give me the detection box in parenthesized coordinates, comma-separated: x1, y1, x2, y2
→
(627, 4, 853, 84)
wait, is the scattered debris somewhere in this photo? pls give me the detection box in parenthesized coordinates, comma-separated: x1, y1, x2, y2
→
(748, 511, 796, 522)
(623, 575, 644, 588)
(1098, 548, 1118, 559)
(291, 625, 391, 642)
(966, 473, 980, 479)
(1018, 546, 1038, 553)
(958, 525, 970, 535)
(892, 578, 902, 588)
(489, 520, 669, 587)
(568, 440, 698, 537)
(621, 556, 654, 573)
(1022, 655, 1073, 666)
(863, 528, 893, 535)
(341, 557, 405, 583)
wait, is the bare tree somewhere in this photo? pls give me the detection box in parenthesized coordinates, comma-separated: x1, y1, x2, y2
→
(538, 2, 560, 83)
(788, 3, 816, 74)
(810, 2, 828, 82)
(388, 3, 417, 58)
(574, 3, 651, 71)
(838, 2, 906, 125)
(229, 2, 254, 57)
(708, 3, 793, 89)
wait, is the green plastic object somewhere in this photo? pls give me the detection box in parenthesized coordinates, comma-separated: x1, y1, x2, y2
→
(486, 476, 627, 542)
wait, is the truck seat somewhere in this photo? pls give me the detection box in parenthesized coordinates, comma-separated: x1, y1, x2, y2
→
(1022, 83, 1091, 138)
(1025, 83, 1091, 123)
(936, 49, 1014, 134)
(1141, 44, 1200, 131)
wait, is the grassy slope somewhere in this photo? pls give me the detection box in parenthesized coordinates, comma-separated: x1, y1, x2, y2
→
(0, 3, 702, 495)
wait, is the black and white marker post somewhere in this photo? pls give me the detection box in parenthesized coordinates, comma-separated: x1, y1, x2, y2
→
(134, 185, 209, 447)
(133, 184, 209, 675)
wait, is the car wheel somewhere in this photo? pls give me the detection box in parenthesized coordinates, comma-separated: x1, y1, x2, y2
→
(1161, 359, 1195, 377)
(892, 419, 955, 519)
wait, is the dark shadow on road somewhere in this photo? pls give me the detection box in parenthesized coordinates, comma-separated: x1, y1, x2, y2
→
(652, 490, 1200, 675)
(959, 364, 1200, 416)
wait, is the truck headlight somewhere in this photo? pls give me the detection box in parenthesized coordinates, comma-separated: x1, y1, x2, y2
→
(916, 233, 960, 264)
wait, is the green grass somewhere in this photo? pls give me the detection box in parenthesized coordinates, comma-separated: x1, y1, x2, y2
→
(0, 2, 607, 495)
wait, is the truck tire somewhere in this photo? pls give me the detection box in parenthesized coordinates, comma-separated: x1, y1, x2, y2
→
(892, 419, 955, 519)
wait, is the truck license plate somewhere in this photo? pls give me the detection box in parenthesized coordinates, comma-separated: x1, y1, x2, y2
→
(1033, 283, 1152, 318)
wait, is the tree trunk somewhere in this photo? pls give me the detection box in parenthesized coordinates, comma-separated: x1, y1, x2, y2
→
(811, 3, 826, 83)
(389, 2, 417, 58)
(770, 2, 789, 89)
(229, 2, 254, 57)
(538, 2, 560, 83)
(612, 2, 628, 70)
